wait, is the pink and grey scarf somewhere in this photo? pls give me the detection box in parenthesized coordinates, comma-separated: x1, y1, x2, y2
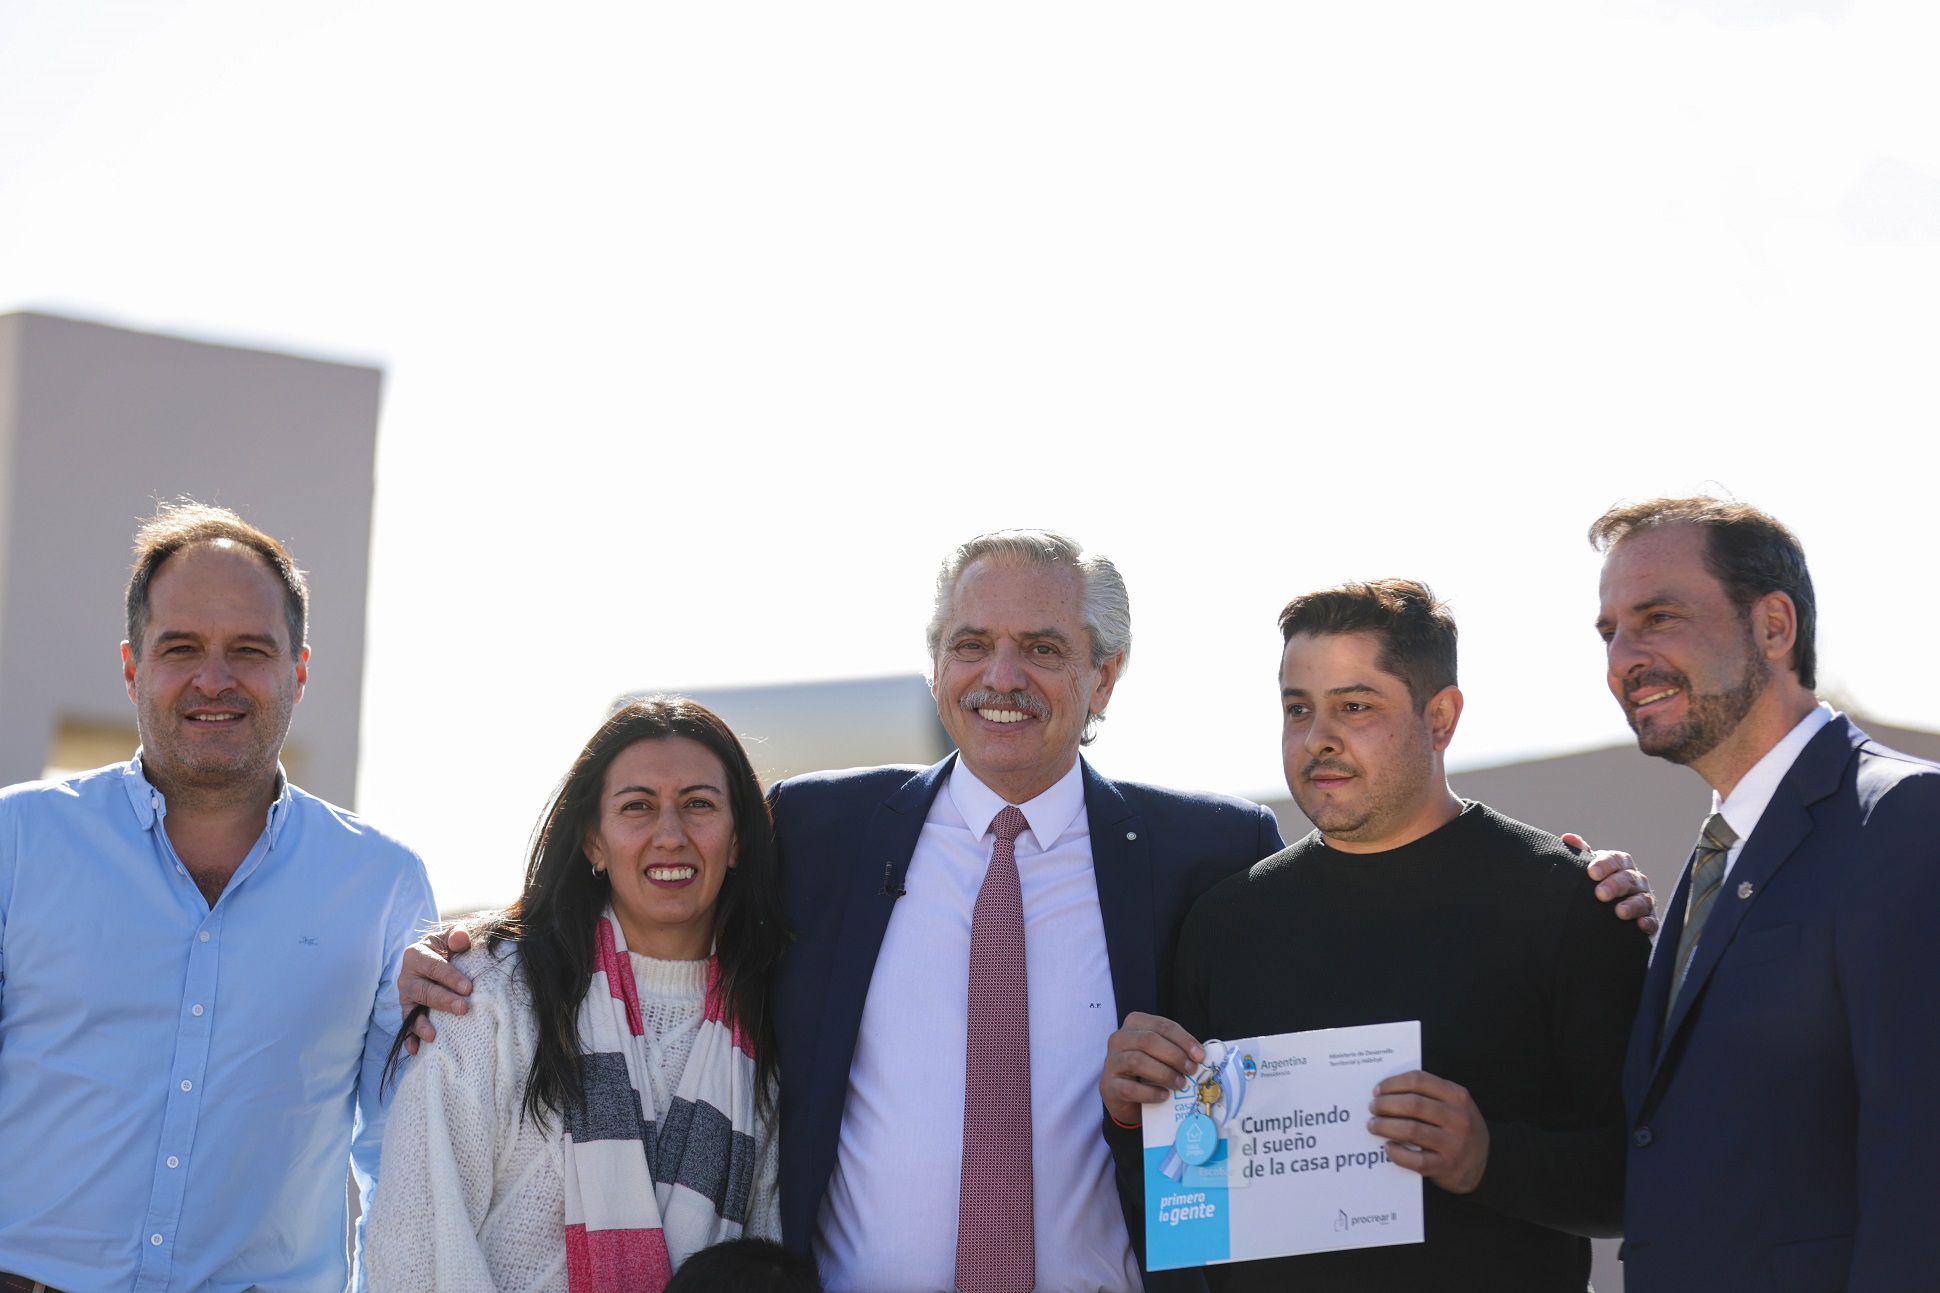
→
(561, 908, 758, 1292)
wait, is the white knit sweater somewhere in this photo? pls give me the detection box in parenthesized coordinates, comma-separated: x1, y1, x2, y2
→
(366, 943, 780, 1293)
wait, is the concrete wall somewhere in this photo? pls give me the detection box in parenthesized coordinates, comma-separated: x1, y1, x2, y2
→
(0, 312, 382, 806)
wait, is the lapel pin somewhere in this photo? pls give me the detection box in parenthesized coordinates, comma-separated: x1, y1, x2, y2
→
(1126, 831, 1138, 841)
(1737, 881, 1754, 899)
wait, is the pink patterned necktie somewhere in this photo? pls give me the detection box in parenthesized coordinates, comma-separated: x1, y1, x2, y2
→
(956, 804, 1035, 1293)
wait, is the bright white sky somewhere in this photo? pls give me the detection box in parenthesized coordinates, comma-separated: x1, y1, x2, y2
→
(3, 1, 1935, 910)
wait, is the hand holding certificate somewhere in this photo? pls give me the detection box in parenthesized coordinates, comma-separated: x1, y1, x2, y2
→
(1135, 1020, 1426, 1271)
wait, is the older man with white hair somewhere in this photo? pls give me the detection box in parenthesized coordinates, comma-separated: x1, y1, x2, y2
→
(764, 529, 1285, 1293)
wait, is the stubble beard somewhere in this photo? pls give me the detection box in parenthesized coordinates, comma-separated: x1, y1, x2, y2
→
(1628, 631, 1768, 767)
(139, 689, 292, 800)
(1294, 723, 1437, 846)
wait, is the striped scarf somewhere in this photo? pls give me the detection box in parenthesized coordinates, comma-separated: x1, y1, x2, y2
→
(562, 908, 759, 1292)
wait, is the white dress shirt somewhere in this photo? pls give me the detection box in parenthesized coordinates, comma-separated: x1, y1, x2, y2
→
(1711, 702, 1834, 881)
(814, 757, 1142, 1293)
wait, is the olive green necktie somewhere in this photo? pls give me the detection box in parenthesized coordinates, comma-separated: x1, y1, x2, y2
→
(1665, 811, 1738, 1031)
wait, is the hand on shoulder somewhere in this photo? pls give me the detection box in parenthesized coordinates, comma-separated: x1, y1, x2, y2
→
(401, 921, 510, 1052)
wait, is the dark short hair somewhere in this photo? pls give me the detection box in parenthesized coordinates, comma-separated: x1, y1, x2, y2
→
(663, 1238, 822, 1292)
(1588, 496, 1817, 689)
(126, 501, 308, 656)
(1277, 579, 1458, 713)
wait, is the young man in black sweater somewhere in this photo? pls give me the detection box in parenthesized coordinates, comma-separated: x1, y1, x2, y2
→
(1100, 579, 1650, 1292)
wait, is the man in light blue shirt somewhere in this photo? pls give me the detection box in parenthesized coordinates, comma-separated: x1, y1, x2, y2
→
(0, 503, 437, 1293)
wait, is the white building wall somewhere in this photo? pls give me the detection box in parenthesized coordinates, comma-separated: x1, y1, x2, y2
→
(0, 312, 382, 806)
(623, 674, 953, 789)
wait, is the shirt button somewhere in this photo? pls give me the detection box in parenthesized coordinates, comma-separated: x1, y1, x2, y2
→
(192, 1004, 204, 1017)
(151, 1233, 164, 1246)
(180, 1080, 192, 1092)
(166, 1156, 180, 1168)
(198, 931, 211, 942)
(1632, 1125, 1654, 1148)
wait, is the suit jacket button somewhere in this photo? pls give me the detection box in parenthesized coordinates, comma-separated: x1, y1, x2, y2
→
(1632, 1126, 1654, 1148)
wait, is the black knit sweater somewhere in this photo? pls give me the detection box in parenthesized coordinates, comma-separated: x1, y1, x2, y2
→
(1116, 802, 1648, 1293)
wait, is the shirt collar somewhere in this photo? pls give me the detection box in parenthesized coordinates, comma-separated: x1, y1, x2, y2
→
(945, 755, 1088, 852)
(122, 755, 161, 827)
(1712, 702, 1834, 844)
(123, 751, 296, 846)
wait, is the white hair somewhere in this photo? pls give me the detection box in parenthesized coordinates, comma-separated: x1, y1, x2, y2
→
(925, 529, 1131, 744)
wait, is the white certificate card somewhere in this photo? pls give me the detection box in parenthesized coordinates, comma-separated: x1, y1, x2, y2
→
(1141, 1019, 1424, 1271)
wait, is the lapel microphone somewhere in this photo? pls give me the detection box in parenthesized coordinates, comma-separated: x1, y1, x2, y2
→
(879, 857, 907, 899)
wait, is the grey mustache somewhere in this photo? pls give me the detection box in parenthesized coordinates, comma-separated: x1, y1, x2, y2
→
(961, 690, 1049, 720)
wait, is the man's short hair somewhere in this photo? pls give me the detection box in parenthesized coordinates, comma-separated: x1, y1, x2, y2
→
(126, 502, 309, 657)
(1277, 579, 1458, 713)
(1587, 496, 1817, 689)
(925, 528, 1132, 674)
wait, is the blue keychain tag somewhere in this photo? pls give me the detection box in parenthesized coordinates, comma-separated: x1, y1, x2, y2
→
(1170, 1039, 1247, 1172)
(1174, 1107, 1217, 1166)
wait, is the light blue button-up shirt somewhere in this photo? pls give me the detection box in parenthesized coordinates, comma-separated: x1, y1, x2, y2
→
(0, 759, 437, 1293)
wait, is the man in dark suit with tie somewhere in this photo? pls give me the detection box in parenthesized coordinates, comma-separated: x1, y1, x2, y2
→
(768, 530, 1282, 1292)
(1591, 496, 1940, 1293)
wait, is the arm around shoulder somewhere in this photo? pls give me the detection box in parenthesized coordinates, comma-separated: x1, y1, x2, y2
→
(1464, 862, 1646, 1237)
(365, 953, 521, 1293)
(1256, 802, 1287, 858)
(355, 856, 442, 1174)
(348, 852, 443, 1289)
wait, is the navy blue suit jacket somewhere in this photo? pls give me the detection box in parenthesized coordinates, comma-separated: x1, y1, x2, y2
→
(1621, 715, 1940, 1293)
(767, 755, 1283, 1277)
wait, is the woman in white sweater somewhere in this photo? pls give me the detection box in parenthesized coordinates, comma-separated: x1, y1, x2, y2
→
(368, 697, 788, 1293)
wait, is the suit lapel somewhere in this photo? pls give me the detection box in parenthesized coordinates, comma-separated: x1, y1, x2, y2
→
(783, 758, 951, 1250)
(1647, 717, 1860, 1088)
(1084, 762, 1155, 1023)
(815, 756, 953, 1083)
(1657, 794, 1810, 1051)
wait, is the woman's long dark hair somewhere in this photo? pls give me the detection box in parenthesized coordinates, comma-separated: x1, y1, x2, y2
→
(390, 696, 789, 1127)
